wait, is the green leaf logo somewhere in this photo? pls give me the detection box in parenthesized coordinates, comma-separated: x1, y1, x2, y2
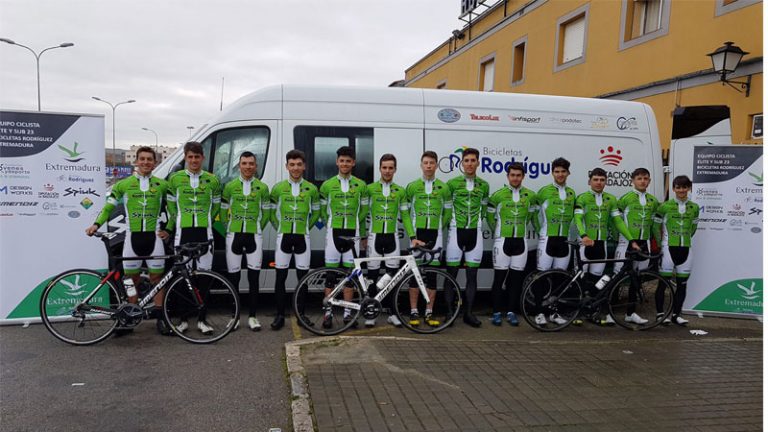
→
(59, 141, 84, 162)
(748, 171, 762, 186)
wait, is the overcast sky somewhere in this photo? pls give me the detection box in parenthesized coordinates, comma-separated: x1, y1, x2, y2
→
(0, 0, 459, 150)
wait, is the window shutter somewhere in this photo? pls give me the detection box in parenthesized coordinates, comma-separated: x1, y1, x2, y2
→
(562, 16, 585, 63)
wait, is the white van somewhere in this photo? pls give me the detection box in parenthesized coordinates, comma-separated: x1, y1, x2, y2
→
(149, 85, 664, 291)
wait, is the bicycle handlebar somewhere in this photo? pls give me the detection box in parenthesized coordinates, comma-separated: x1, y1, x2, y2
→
(407, 243, 441, 264)
(566, 239, 661, 263)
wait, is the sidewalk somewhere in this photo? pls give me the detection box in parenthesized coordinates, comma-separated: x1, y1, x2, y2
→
(287, 316, 763, 432)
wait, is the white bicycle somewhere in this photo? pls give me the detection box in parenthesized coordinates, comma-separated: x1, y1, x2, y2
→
(292, 237, 462, 335)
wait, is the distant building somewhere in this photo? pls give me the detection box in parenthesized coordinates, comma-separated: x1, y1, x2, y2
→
(124, 144, 178, 164)
(403, 0, 762, 153)
(105, 148, 128, 166)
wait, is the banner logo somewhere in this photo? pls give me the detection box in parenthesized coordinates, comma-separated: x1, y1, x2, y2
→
(437, 109, 461, 123)
(748, 171, 763, 186)
(80, 197, 94, 209)
(59, 141, 85, 162)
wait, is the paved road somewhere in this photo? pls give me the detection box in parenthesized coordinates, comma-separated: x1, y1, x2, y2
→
(1, 305, 763, 432)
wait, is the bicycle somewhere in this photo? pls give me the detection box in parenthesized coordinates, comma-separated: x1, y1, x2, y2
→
(293, 237, 462, 336)
(520, 240, 675, 332)
(40, 232, 240, 345)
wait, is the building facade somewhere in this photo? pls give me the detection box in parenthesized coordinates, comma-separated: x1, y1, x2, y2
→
(404, 0, 762, 152)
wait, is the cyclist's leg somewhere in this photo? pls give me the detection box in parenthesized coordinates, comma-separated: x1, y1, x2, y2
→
(548, 236, 570, 270)
(243, 233, 262, 318)
(506, 237, 528, 315)
(366, 232, 382, 296)
(146, 234, 167, 307)
(409, 228, 439, 313)
(293, 234, 311, 312)
(274, 233, 292, 317)
(613, 236, 630, 275)
(463, 227, 483, 324)
(670, 246, 692, 318)
(536, 235, 553, 271)
(122, 232, 143, 303)
(491, 238, 511, 315)
(225, 232, 243, 295)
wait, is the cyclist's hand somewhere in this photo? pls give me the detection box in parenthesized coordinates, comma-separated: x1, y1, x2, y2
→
(411, 239, 425, 248)
(157, 230, 169, 240)
(85, 225, 99, 236)
(360, 238, 368, 250)
(581, 236, 594, 247)
(630, 241, 641, 251)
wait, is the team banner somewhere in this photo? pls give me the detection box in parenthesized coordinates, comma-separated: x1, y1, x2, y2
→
(0, 110, 106, 323)
(687, 145, 763, 316)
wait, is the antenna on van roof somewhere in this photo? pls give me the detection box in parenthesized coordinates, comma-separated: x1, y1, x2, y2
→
(219, 76, 224, 111)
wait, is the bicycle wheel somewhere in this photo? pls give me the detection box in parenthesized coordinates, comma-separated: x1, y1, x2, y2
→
(393, 268, 462, 334)
(293, 268, 365, 336)
(608, 271, 675, 331)
(520, 269, 583, 332)
(40, 269, 121, 345)
(163, 270, 239, 344)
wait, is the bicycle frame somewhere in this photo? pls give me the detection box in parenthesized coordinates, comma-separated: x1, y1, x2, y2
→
(323, 255, 430, 311)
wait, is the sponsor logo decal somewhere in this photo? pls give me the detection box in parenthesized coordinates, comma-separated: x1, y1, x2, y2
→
(0, 201, 38, 206)
(437, 108, 461, 123)
(38, 183, 59, 199)
(591, 117, 610, 129)
(599, 146, 623, 166)
(437, 146, 550, 179)
(68, 210, 81, 218)
(6, 185, 33, 196)
(548, 116, 582, 125)
(80, 197, 94, 209)
(508, 115, 540, 124)
(0, 185, 6, 194)
(470, 113, 500, 121)
(748, 207, 762, 215)
(616, 116, 639, 131)
(63, 187, 100, 198)
(58, 141, 85, 162)
(42, 202, 58, 211)
(748, 171, 763, 186)
(57, 174, 96, 184)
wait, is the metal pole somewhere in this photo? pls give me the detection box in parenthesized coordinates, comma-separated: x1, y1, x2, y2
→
(35, 53, 41, 111)
(0, 39, 73, 111)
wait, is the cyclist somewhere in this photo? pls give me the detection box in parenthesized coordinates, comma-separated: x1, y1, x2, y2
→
(364, 153, 413, 328)
(404, 150, 452, 328)
(319, 146, 369, 328)
(486, 162, 537, 327)
(653, 175, 700, 326)
(270, 149, 320, 330)
(164, 141, 221, 335)
(220, 151, 271, 331)
(574, 167, 639, 326)
(534, 157, 576, 325)
(613, 167, 660, 324)
(445, 147, 489, 328)
(86, 146, 170, 335)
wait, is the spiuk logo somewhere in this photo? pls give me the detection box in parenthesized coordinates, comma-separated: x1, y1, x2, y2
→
(599, 146, 623, 166)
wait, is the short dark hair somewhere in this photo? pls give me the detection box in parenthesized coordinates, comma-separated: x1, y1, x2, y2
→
(462, 147, 480, 160)
(589, 167, 607, 179)
(672, 175, 692, 189)
(379, 153, 397, 168)
(421, 151, 438, 162)
(631, 167, 651, 178)
(286, 149, 306, 163)
(507, 162, 525, 175)
(135, 146, 156, 161)
(336, 146, 356, 160)
(552, 157, 570, 171)
(183, 141, 204, 156)
(239, 151, 256, 162)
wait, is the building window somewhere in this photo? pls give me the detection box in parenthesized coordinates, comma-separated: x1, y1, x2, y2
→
(479, 56, 495, 92)
(553, 4, 589, 73)
(619, 0, 671, 51)
(511, 36, 527, 86)
(715, 0, 761, 16)
(751, 114, 763, 139)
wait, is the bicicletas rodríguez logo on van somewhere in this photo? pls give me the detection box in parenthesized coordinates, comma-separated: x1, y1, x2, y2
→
(438, 146, 551, 179)
(437, 109, 461, 123)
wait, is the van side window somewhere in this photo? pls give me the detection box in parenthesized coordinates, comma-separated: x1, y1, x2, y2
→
(294, 126, 374, 186)
(209, 127, 270, 184)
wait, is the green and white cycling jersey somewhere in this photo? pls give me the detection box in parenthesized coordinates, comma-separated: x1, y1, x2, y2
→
(536, 183, 576, 237)
(319, 175, 369, 236)
(653, 198, 700, 247)
(94, 173, 168, 232)
(270, 179, 320, 235)
(446, 175, 489, 229)
(166, 170, 221, 231)
(366, 181, 413, 235)
(220, 176, 271, 234)
(404, 177, 452, 233)
(574, 190, 633, 241)
(486, 185, 537, 238)
(617, 189, 660, 241)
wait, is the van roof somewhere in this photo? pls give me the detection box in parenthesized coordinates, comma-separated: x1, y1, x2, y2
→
(211, 84, 650, 126)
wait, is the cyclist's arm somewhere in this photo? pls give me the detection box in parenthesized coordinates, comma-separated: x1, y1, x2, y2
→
(652, 206, 665, 244)
(691, 204, 700, 238)
(402, 184, 416, 239)
(92, 180, 124, 229)
(610, 201, 634, 241)
(486, 193, 498, 232)
(165, 181, 178, 232)
(211, 177, 222, 222)
(358, 185, 369, 238)
(219, 182, 232, 228)
(481, 183, 490, 219)
(318, 182, 329, 227)
(308, 187, 321, 230)
(260, 185, 272, 231)
(269, 185, 280, 230)
(528, 193, 540, 233)
(573, 195, 587, 238)
(442, 186, 453, 229)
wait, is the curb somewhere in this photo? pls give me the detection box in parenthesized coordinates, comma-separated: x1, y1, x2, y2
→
(284, 336, 420, 432)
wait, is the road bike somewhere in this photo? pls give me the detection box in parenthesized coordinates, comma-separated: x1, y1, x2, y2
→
(293, 237, 462, 336)
(520, 240, 675, 332)
(40, 232, 239, 345)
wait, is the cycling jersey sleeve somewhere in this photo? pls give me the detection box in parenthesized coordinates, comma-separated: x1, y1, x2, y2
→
(269, 184, 280, 230)
(486, 191, 499, 232)
(358, 184, 369, 238)
(691, 203, 700, 237)
(318, 181, 329, 227)
(308, 186, 321, 230)
(442, 184, 452, 229)
(610, 199, 634, 241)
(399, 188, 415, 239)
(481, 181, 490, 219)
(211, 176, 222, 223)
(574, 194, 587, 238)
(220, 181, 232, 227)
(93, 180, 125, 227)
(165, 180, 178, 232)
(260, 184, 272, 231)
(652, 206, 665, 243)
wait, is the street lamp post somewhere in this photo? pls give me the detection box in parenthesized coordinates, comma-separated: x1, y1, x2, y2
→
(0, 38, 74, 111)
(187, 126, 194, 139)
(92, 97, 135, 177)
(142, 127, 159, 152)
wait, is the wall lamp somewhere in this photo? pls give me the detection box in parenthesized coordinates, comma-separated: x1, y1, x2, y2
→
(707, 41, 751, 97)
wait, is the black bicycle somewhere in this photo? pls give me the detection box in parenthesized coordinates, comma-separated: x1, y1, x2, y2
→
(520, 240, 675, 332)
(40, 232, 240, 345)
